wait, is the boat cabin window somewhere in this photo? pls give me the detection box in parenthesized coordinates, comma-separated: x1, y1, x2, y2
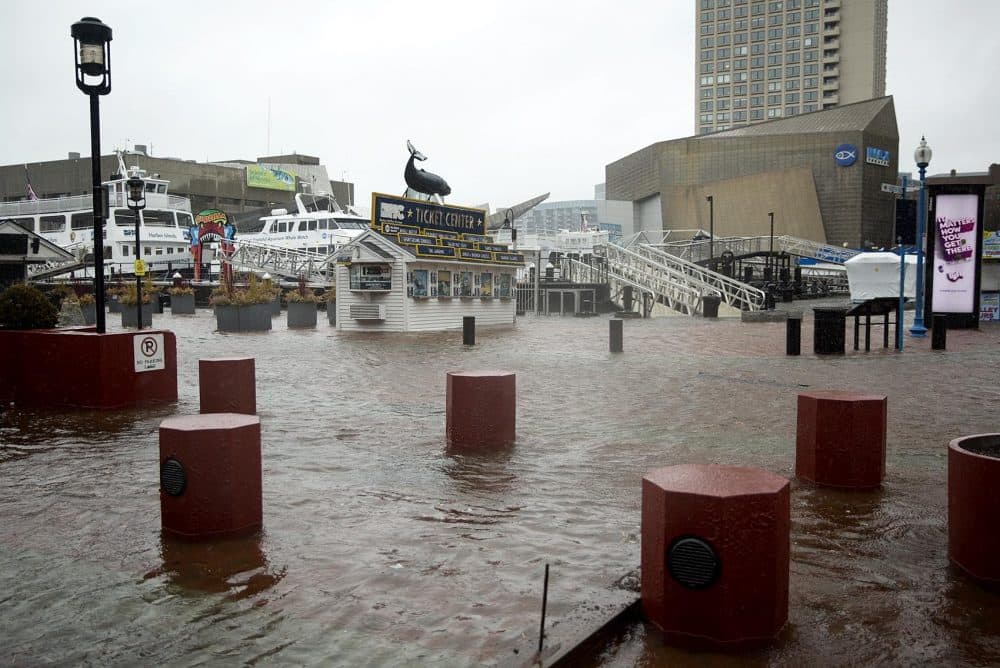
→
(167, 247, 174, 254)
(12, 217, 35, 232)
(335, 219, 366, 230)
(274, 221, 290, 233)
(143, 210, 175, 227)
(122, 245, 129, 256)
(114, 210, 137, 227)
(157, 184, 166, 194)
(70, 213, 96, 231)
(41, 215, 66, 232)
(144, 246, 152, 256)
(144, 182, 157, 193)
(349, 264, 392, 291)
(304, 220, 317, 231)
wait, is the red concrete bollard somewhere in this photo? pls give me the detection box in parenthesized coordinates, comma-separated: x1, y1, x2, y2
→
(199, 357, 256, 415)
(159, 413, 262, 539)
(796, 390, 887, 489)
(948, 433, 1000, 584)
(446, 371, 515, 448)
(641, 464, 790, 651)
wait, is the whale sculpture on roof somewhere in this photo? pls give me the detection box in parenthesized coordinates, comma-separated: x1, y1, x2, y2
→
(404, 140, 451, 204)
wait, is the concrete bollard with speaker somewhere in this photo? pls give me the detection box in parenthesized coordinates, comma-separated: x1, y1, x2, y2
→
(159, 413, 262, 539)
(641, 464, 790, 651)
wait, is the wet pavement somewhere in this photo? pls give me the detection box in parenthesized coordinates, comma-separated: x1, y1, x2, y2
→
(2, 302, 1000, 666)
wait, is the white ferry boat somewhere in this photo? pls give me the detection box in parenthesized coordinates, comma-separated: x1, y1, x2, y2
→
(0, 153, 193, 275)
(493, 222, 610, 261)
(235, 192, 369, 256)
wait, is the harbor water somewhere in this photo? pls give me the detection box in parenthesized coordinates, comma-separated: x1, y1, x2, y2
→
(2, 307, 1000, 666)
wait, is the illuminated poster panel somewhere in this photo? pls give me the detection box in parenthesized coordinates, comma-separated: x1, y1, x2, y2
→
(931, 194, 979, 314)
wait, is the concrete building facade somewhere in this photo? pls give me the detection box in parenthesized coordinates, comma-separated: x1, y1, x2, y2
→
(607, 96, 899, 248)
(695, 0, 887, 134)
(513, 199, 635, 241)
(0, 152, 355, 218)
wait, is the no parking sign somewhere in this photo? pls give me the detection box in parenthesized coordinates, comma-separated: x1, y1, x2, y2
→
(134, 333, 165, 372)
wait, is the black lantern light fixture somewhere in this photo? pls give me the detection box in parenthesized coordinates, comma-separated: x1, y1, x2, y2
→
(126, 176, 146, 329)
(910, 136, 933, 338)
(71, 16, 113, 333)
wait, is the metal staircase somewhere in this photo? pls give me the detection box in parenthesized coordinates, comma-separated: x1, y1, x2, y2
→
(646, 234, 859, 265)
(563, 241, 766, 316)
(226, 238, 335, 285)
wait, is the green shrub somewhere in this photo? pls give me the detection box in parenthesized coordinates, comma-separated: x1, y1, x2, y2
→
(0, 283, 59, 329)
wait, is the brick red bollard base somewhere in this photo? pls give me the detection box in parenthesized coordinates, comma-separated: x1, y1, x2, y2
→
(159, 413, 262, 539)
(949, 433, 1000, 584)
(199, 357, 256, 414)
(446, 371, 515, 448)
(796, 390, 887, 489)
(641, 464, 790, 651)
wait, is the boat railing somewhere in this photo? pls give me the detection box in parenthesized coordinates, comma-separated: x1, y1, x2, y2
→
(0, 192, 191, 217)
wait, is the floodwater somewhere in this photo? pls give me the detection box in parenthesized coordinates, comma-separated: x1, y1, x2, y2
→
(2, 305, 1000, 667)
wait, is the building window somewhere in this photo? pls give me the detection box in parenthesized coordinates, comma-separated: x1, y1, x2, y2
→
(804, 63, 818, 74)
(750, 82, 763, 93)
(767, 94, 782, 105)
(700, 75, 715, 85)
(785, 65, 800, 77)
(786, 25, 801, 37)
(751, 43, 765, 54)
(803, 103, 817, 112)
(734, 71, 748, 81)
(751, 109, 764, 120)
(700, 37, 715, 48)
(767, 108, 782, 118)
(767, 27, 783, 39)
(751, 56, 764, 67)
(734, 98, 747, 108)
(716, 99, 730, 110)
(767, 54, 782, 65)
(767, 81, 781, 91)
(751, 96, 764, 106)
(785, 79, 799, 90)
(785, 92, 800, 103)
(700, 101, 714, 111)
(785, 106, 799, 116)
(767, 67, 781, 79)
(803, 90, 818, 101)
(786, 52, 800, 63)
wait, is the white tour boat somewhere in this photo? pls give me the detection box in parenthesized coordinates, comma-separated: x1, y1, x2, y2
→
(235, 192, 369, 256)
(0, 153, 194, 276)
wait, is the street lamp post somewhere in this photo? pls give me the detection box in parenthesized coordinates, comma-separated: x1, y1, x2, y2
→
(706, 195, 714, 265)
(768, 211, 775, 280)
(72, 17, 113, 334)
(910, 136, 932, 337)
(126, 176, 146, 330)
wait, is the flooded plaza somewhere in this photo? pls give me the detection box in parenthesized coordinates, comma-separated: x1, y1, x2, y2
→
(2, 305, 1000, 666)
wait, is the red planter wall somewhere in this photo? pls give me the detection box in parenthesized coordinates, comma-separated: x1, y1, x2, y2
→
(0, 328, 177, 409)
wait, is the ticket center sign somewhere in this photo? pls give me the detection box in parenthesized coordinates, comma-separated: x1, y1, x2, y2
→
(372, 193, 485, 237)
(134, 333, 165, 373)
(931, 194, 979, 314)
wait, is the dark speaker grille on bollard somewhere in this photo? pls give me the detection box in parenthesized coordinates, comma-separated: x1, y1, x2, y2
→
(160, 458, 187, 496)
(667, 536, 720, 589)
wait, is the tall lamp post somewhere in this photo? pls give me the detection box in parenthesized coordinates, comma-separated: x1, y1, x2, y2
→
(706, 195, 714, 265)
(72, 17, 113, 334)
(126, 176, 146, 330)
(768, 211, 775, 280)
(910, 136, 932, 337)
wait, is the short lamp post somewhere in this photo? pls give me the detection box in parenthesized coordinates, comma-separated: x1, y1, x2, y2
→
(706, 195, 714, 265)
(910, 136, 932, 337)
(126, 176, 146, 330)
(72, 16, 112, 333)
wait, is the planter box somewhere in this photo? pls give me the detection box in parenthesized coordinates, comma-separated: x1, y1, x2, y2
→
(215, 303, 272, 333)
(287, 301, 318, 328)
(81, 303, 97, 325)
(121, 304, 154, 328)
(170, 293, 196, 315)
(271, 295, 281, 316)
(0, 328, 177, 409)
(326, 300, 336, 325)
(109, 296, 123, 313)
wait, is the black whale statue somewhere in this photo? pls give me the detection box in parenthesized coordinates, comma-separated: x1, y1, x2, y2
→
(404, 140, 451, 203)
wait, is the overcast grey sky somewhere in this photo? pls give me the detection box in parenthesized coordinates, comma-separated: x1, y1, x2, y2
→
(2, 1, 998, 211)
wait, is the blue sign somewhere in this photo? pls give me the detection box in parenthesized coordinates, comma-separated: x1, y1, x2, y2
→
(866, 146, 891, 167)
(834, 143, 857, 167)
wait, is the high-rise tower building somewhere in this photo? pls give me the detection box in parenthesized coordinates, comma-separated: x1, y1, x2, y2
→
(695, 0, 887, 134)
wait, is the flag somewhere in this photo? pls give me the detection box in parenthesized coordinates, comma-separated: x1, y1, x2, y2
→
(24, 165, 38, 201)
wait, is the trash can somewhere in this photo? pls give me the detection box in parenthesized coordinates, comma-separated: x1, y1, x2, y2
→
(702, 294, 722, 318)
(782, 287, 795, 303)
(812, 307, 847, 354)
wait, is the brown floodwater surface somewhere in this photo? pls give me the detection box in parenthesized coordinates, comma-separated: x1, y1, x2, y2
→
(2, 307, 1000, 666)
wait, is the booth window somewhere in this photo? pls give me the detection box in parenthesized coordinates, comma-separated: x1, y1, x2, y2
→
(350, 263, 392, 291)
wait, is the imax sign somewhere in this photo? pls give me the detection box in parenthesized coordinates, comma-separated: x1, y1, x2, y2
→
(866, 146, 891, 167)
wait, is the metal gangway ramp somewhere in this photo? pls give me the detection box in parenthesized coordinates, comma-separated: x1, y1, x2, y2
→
(636, 232, 860, 266)
(563, 241, 766, 316)
(226, 238, 334, 285)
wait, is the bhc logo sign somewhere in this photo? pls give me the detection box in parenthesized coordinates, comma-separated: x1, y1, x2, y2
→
(833, 143, 857, 167)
